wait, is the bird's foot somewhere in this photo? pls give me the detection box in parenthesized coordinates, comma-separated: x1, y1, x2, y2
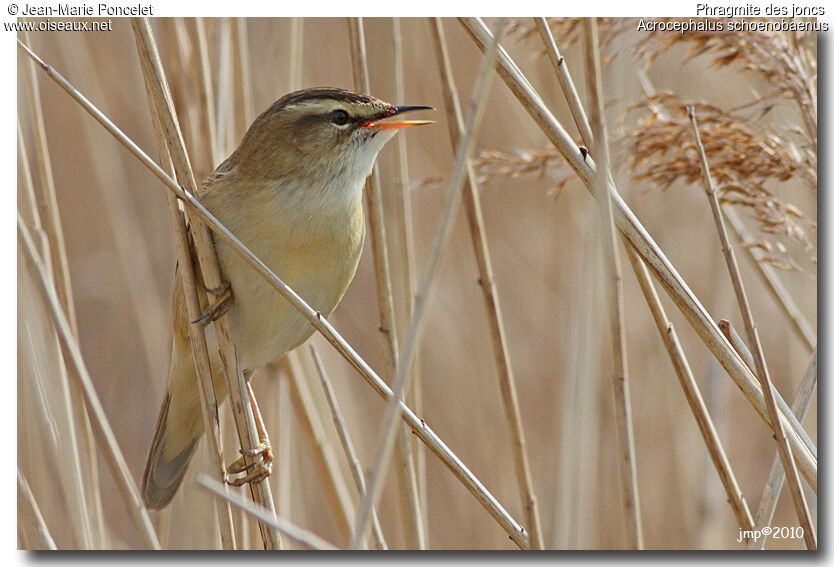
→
(225, 440, 273, 487)
(192, 281, 233, 325)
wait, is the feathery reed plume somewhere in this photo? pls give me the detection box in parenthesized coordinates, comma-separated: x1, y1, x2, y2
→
(632, 18, 817, 137)
(506, 17, 625, 54)
(625, 96, 816, 269)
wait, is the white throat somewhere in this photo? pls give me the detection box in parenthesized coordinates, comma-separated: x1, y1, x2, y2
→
(275, 128, 399, 220)
(317, 129, 398, 215)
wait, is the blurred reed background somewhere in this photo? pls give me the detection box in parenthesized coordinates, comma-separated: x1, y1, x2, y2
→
(17, 17, 816, 550)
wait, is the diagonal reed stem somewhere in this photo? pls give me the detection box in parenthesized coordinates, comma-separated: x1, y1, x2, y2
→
(198, 475, 338, 550)
(583, 18, 643, 549)
(19, 215, 161, 550)
(22, 32, 104, 547)
(350, 17, 508, 550)
(20, 31, 78, 338)
(128, 19, 281, 550)
(689, 106, 815, 549)
(723, 207, 816, 352)
(429, 16, 544, 550)
(132, 18, 237, 550)
(750, 349, 817, 549)
(310, 345, 388, 550)
(347, 16, 426, 549)
(391, 16, 430, 545)
(637, 71, 815, 355)
(16, 37, 528, 548)
(18, 468, 57, 550)
(535, 18, 593, 147)
(18, 125, 94, 550)
(624, 245, 756, 537)
(458, 17, 816, 492)
(281, 352, 355, 544)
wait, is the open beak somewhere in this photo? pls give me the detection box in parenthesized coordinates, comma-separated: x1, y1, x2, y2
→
(361, 105, 435, 131)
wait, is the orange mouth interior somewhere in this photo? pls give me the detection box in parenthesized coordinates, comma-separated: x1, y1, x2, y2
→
(361, 118, 435, 130)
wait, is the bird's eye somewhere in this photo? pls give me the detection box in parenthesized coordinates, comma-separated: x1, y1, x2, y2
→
(330, 109, 350, 126)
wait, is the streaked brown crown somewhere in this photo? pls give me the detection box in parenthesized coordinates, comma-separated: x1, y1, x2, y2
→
(268, 87, 387, 113)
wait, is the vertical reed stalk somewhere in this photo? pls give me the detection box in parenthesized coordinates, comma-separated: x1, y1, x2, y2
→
(282, 352, 355, 545)
(219, 405, 249, 548)
(17, 121, 40, 231)
(129, 19, 281, 549)
(689, 107, 815, 549)
(310, 345, 388, 550)
(553, 215, 605, 548)
(170, 19, 205, 171)
(351, 18, 507, 550)
(723, 207, 815, 351)
(391, 17, 430, 544)
(583, 18, 643, 549)
(528, 25, 607, 547)
(133, 19, 237, 550)
(750, 349, 817, 549)
(429, 16, 544, 550)
(458, 18, 816, 490)
(275, 366, 293, 531)
(193, 18, 218, 166)
(231, 19, 253, 134)
(624, 244, 755, 535)
(199, 475, 339, 550)
(20, 30, 78, 336)
(347, 16, 426, 549)
(215, 19, 234, 157)
(16, 39, 527, 546)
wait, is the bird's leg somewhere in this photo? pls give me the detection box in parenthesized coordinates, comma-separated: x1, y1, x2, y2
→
(192, 281, 234, 325)
(224, 381, 274, 487)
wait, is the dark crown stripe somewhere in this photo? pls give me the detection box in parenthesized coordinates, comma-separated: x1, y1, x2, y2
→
(271, 87, 382, 112)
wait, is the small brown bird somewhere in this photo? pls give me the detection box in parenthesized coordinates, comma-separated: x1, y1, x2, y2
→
(142, 88, 433, 509)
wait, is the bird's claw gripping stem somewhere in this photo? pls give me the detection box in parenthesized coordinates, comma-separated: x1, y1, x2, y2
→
(225, 440, 273, 486)
(223, 382, 274, 487)
(192, 281, 233, 325)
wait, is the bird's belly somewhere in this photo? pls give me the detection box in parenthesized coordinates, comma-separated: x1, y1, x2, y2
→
(216, 229, 362, 373)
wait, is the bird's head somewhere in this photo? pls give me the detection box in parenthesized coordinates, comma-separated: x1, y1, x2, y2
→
(230, 87, 433, 182)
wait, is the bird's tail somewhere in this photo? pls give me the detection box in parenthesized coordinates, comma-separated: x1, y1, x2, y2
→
(141, 391, 201, 509)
